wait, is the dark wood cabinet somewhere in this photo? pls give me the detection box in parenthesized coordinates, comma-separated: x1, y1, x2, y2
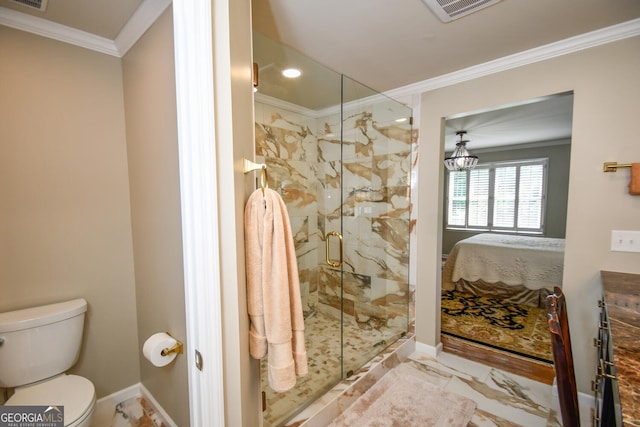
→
(593, 298, 622, 427)
(597, 271, 640, 427)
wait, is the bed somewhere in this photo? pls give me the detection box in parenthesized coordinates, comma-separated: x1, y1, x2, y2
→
(442, 233, 565, 308)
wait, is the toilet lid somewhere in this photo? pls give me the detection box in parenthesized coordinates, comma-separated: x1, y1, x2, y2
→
(6, 375, 95, 426)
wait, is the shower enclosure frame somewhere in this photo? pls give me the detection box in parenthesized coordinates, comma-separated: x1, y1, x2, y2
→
(253, 33, 413, 426)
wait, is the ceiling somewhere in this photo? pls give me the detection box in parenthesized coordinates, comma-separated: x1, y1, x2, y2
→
(443, 92, 574, 151)
(2, 0, 638, 150)
(252, 0, 640, 92)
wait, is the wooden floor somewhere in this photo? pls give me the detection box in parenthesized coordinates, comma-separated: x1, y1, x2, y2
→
(441, 333, 556, 385)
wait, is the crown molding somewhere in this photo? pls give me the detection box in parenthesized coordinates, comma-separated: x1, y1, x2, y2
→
(0, 6, 119, 56)
(386, 18, 640, 102)
(2, 5, 638, 85)
(115, 0, 171, 56)
(0, 0, 171, 57)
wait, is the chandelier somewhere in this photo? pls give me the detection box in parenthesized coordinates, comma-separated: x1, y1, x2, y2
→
(444, 131, 478, 171)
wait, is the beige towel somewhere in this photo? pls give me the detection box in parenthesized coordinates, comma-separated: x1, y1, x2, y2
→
(629, 163, 640, 195)
(245, 187, 308, 392)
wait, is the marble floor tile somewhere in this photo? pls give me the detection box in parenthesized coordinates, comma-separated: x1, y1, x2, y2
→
(486, 368, 553, 409)
(297, 348, 594, 427)
(263, 308, 407, 426)
(445, 375, 550, 427)
(408, 350, 491, 383)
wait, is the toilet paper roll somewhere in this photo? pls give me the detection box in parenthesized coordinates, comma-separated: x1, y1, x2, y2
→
(143, 332, 178, 367)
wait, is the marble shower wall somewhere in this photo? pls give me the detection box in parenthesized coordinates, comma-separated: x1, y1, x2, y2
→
(254, 96, 414, 342)
(254, 102, 322, 317)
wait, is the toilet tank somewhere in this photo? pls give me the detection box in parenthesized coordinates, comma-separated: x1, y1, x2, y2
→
(0, 299, 88, 388)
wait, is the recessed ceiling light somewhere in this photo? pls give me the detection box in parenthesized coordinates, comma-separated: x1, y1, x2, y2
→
(282, 68, 302, 78)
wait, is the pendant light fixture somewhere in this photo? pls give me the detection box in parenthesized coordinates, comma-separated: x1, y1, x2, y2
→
(444, 131, 478, 171)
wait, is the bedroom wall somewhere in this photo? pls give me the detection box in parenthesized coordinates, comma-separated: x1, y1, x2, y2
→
(442, 140, 571, 254)
(416, 35, 640, 398)
(0, 26, 140, 397)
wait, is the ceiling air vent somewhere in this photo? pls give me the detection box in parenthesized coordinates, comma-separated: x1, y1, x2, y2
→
(421, 0, 502, 22)
(9, 0, 48, 12)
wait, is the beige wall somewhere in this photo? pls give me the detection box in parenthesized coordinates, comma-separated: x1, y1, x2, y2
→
(0, 27, 140, 396)
(121, 8, 189, 427)
(416, 36, 640, 397)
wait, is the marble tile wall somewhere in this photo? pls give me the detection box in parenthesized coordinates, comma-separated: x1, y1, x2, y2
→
(254, 98, 414, 333)
(254, 102, 322, 317)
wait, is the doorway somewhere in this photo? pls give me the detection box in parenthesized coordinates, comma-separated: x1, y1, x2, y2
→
(439, 92, 573, 379)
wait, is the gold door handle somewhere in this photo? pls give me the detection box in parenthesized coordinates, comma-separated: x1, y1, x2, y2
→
(325, 231, 343, 268)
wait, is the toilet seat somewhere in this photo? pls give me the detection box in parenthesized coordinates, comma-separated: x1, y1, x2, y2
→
(6, 374, 96, 427)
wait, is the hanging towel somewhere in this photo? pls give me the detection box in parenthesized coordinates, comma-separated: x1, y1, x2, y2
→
(245, 187, 308, 392)
(629, 163, 640, 195)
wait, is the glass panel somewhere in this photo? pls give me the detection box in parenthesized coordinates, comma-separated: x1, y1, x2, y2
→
(253, 32, 343, 427)
(447, 171, 467, 226)
(468, 168, 489, 227)
(340, 74, 412, 375)
(493, 166, 516, 227)
(517, 164, 544, 229)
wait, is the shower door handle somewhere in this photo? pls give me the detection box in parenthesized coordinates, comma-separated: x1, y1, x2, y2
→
(325, 231, 343, 268)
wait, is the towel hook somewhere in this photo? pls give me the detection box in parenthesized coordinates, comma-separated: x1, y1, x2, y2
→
(259, 165, 268, 196)
(243, 158, 268, 196)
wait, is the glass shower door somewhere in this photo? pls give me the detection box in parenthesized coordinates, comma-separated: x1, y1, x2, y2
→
(253, 31, 345, 427)
(337, 75, 412, 374)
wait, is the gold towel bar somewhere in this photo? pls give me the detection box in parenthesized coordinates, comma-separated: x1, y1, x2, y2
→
(603, 162, 632, 172)
(243, 158, 268, 195)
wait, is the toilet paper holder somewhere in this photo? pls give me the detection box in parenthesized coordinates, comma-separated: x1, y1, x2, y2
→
(160, 334, 184, 357)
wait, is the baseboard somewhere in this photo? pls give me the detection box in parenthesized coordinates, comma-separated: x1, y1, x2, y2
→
(139, 383, 178, 427)
(94, 382, 178, 427)
(415, 340, 443, 358)
(97, 383, 142, 405)
(551, 381, 595, 409)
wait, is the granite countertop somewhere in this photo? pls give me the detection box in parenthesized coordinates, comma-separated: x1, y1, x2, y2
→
(600, 270, 640, 425)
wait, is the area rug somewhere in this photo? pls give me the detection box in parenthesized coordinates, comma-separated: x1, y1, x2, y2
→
(327, 363, 476, 427)
(441, 290, 553, 363)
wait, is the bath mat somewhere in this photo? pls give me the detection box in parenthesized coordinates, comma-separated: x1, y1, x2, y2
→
(441, 290, 553, 363)
(327, 363, 476, 427)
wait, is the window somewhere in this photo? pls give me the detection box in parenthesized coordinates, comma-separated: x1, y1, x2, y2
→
(446, 158, 548, 233)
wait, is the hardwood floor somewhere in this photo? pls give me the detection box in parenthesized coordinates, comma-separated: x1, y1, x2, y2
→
(441, 333, 556, 385)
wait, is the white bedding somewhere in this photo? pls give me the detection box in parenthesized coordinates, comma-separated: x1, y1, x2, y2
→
(449, 233, 565, 291)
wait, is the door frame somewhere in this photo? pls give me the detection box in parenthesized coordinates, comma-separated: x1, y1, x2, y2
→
(173, 0, 225, 424)
(173, 0, 258, 425)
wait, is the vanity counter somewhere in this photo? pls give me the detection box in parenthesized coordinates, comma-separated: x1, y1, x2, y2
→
(600, 270, 640, 425)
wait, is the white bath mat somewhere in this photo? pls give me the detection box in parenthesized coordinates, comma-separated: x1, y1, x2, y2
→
(328, 362, 476, 427)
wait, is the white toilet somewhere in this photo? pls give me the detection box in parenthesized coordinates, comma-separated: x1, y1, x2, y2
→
(0, 298, 96, 427)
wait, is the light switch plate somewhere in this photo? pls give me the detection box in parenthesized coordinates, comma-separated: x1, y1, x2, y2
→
(611, 230, 640, 253)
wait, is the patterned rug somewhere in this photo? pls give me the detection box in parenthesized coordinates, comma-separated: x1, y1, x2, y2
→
(441, 290, 553, 363)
